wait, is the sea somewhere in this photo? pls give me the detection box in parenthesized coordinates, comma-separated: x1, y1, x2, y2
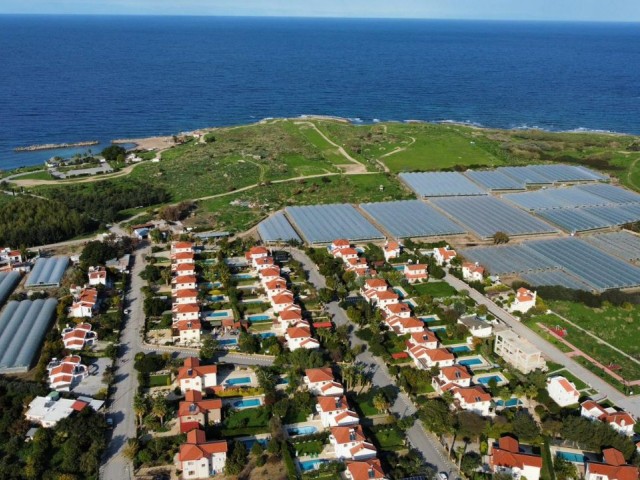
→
(1, 15, 639, 171)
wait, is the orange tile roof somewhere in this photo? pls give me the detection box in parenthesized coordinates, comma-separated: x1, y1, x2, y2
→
(259, 267, 281, 277)
(286, 326, 311, 339)
(177, 357, 217, 380)
(492, 440, 543, 471)
(410, 330, 438, 345)
(247, 246, 268, 256)
(376, 290, 399, 301)
(440, 365, 471, 381)
(588, 448, 638, 480)
(332, 239, 350, 247)
(173, 275, 197, 284)
(176, 289, 199, 299)
(172, 252, 195, 260)
(347, 459, 386, 480)
(279, 309, 302, 321)
(364, 279, 387, 289)
(331, 425, 366, 444)
(425, 348, 455, 362)
(175, 263, 196, 272)
(454, 386, 492, 404)
(272, 292, 294, 304)
(173, 303, 200, 313)
(173, 242, 194, 249)
(317, 395, 348, 413)
(176, 320, 202, 331)
(405, 264, 427, 271)
(305, 367, 334, 384)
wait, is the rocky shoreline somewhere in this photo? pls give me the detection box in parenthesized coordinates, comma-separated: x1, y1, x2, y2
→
(14, 140, 99, 152)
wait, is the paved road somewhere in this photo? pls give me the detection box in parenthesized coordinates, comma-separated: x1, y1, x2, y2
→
(292, 248, 458, 476)
(444, 272, 640, 417)
(101, 244, 150, 480)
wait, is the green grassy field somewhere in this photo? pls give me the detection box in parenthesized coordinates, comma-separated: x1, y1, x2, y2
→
(532, 310, 640, 382)
(11, 170, 53, 180)
(369, 427, 405, 450)
(280, 121, 351, 167)
(410, 281, 458, 298)
(187, 173, 413, 233)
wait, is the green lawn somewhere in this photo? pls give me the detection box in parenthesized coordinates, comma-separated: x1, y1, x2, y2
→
(281, 121, 350, 167)
(222, 406, 270, 436)
(292, 440, 325, 456)
(188, 173, 413, 233)
(531, 310, 640, 383)
(12, 170, 53, 180)
(354, 391, 379, 417)
(148, 373, 171, 387)
(411, 281, 458, 298)
(369, 427, 405, 450)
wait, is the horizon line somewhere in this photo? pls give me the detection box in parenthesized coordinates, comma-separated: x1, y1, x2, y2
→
(0, 13, 639, 24)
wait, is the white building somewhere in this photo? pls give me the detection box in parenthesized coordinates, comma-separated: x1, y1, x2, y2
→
(584, 448, 638, 480)
(547, 376, 580, 407)
(285, 325, 320, 351)
(403, 264, 428, 283)
(177, 357, 218, 394)
(174, 320, 202, 345)
(25, 392, 86, 428)
(458, 315, 493, 338)
(87, 266, 107, 286)
(433, 246, 457, 266)
(383, 241, 401, 262)
(177, 430, 227, 479)
(452, 386, 493, 416)
(510, 287, 537, 314)
(47, 356, 89, 391)
(304, 368, 343, 396)
(432, 365, 472, 395)
(490, 436, 542, 480)
(462, 262, 484, 282)
(329, 425, 377, 461)
(345, 459, 388, 480)
(173, 303, 200, 322)
(580, 400, 636, 437)
(316, 396, 359, 428)
(61, 323, 98, 350)
(408, 346, 455, 370)
(494, 330, 546, 374)
(175, 289, 199, 305)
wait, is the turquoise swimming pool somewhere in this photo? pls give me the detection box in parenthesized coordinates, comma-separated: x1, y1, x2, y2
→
(477, 374, 504, 385)
(458, 358, 483, 366)
(233, 398, 261, 409)
(393, 265, 405, 271)
(419, 316, 438, 323)
(226, 376, 252, 386)
(248, 314, 272, 322)
(299, 459, 326, 472)
(429, 326, 446, 332)
(219, 338, 238, 346)
(208, 311, 231, 318)
(288, 426, 318, 436)
(259, 332, 275, 338)
(449, 345, 472, 353)
(233, 273, 255, 280)
(495, 398, 522, 408)
(556, 451, 585, 463)
(241, 438, 268, 449)
(208, 295, 225, 302)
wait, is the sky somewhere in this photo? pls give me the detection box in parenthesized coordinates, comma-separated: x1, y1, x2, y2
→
(1, 0, 639, 22)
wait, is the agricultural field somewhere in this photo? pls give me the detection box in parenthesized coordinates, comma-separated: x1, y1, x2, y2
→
(531, 307, 640, 384)
(411, 281, 458, 298)
(185, 173, 413, 233)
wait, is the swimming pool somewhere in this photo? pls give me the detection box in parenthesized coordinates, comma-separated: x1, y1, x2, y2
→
(208, 295, 225, 302)
(419, 316, 438, 323)
(288, 425, 318, 436)
(203, 281, 222, 288)
(393, 287, 405, 298)
(556, 451, 585, 463)
(299, 459, 327, 472)
(429, 326, 446, 332)
(278, 377, 289, 385)
(393, 265, 405, 271)
(495, 398, 522, 408)
(219, 338, 238, 346)
(248, 314, 272, 322)
(208, 311, 231, 318)
(226, 376, 252, 386)
(259, 332, 275, 338)
(449, 345, 472, 353)
(241, 438, 268, 449)
(458, 358, 483, 366)
(476, 375, 504, 385)
(233, 273, 255, 280)
(233, 398, 262, 409)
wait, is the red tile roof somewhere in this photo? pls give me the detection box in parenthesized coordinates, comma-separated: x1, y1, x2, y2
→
(491, 436, 543, 471)
(347, 459, 386, 480)
(305, 367, 334, 384)
(331, 425, 365, 444)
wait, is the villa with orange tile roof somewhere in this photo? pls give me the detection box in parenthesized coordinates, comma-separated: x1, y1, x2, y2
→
(69, 287, 99, 318)
(407, 330, 439, 350)
(265, 278, 288, 298)
(383, 302, 412, 318)
(259, 267, 281, 284)
(172, 275, 198, 293)
(175, 288, 199, 305)
(61, 323, 98, 350)
(173, 303, 200, 322)
(171, 251, 195, 264)
(451, 386, 493, 416)
(178, 391, 222, 433)
(511, 287, 537, 313)
(245, 246, 269, 261)
(171, 241, 194, 254)
(176, 429, 227, 479)
(252, 255, 275, 270)
(547, 376, 580, 407)
(408, 346, 455, 370)
(273, 306, 303, 333)
(304, 367, 342, 395)
(173, 319, 202, 345)
(462, 262, 485, 282)
(581, 400, 636, 437)
(174, 263, 196, 275)
(177, 357, 218, 393)
(345, 257, 370, 277)
(385, 315, 425, 335)
(329, 425, 377, 461)
(345, 459, 388, 480)
(489, 436, 542, 480)
(433, 246, 457, 266)
(88, 266, 108, 286)
(403, 263, 428, 283)
(285, 324, 320, 351)
(47, 355, 89, 391)
(333, 247, 359, 262)
(330, 239, 351, 251)
(383, 240, 401, 262)
(271, 292, 295, 312)
(585, 448, 639, 480)
(316, 396, 359, 428)
(432, 365, 472, 395)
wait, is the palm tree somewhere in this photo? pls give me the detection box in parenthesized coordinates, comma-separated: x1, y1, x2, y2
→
(341, 363, 356, 392)
(133, 394, 147, 426)
(152, 395, 169, 426)
(373, 393, 390, 414)
(161, 267, 172, 286)
(525, 384, 539, 401)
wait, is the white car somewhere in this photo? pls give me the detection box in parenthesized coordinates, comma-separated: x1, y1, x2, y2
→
(438, 473, 448, 480)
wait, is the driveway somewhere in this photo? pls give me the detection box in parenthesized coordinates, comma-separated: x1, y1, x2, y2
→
(443, 272, 640, 417)
(293, 248, 458, 476)
(101, 244, 150, 480)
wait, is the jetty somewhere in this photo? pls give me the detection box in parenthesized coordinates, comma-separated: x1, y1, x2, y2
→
(14, 140, 99, 152)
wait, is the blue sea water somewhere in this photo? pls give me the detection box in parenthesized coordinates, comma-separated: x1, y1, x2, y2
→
(1, 15, 640, 170)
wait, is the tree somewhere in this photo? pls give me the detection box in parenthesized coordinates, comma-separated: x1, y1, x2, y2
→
(460, 451, 482, 476)
(200, 336, 218, 359)
(133, 394, 147, 426)
(318, 287, 335, 303)
(101, 145, 126, 161)
(373, 393, 390, 414)
(554, 455, 578, 480)
(238, 332, 260, 354)
(123, 438, 140, 461)
(150, 228, 163, 244)
(493, 231, 510, 244)
(80, 240, 118, 267)
(455, 411, 488, 441)
(152, 395, 169, 426)
(225, 441, 248, 475)
(418, 399, 453, 436)
(512, 411, 540, 441)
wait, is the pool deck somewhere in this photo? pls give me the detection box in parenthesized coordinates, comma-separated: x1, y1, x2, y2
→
(284, 419, 325, 439)
(455, 354, 491, 370)
(222, 395, 265, 409)
(218, 367, 258, 387)
(473, 372, 509, 387)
